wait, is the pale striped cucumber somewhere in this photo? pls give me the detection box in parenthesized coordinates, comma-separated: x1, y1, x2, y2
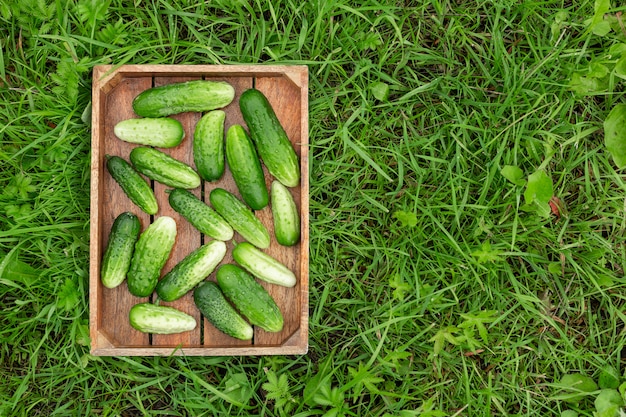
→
(106, 155, 158, 215)
(168, 188, 233, 241)
(130, 147, 201, 189)
(216, 264, 284, 333)
(129, 303, 196, 334)
(193, 281, 253, 340)
(270, 180, 300, 246)
(239, 88, 300, 187)
(127, 216, 177, 297)
(232, 242, 296, 287)
(113, 117, 184, 148)
(226, 124, 269, 210)
(194, 110, 226, 182)
(133, 80, 235, 118)
(209, 188, 270, 249)
(155, 240, 227, 302)
(100, 212, 141, 289)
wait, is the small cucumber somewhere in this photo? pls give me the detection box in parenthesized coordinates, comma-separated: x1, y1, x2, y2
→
(239, 88, 300, 187)
(226, 124, 269, 210)
(193, 281, 253, 340)
(113, 117, 184, 148)
(216, 264, 283, 333)
(133, 80, 235, 118)
(209, 188, 270, 249)
(232, 242, 296, 287)
(156, 240, 227, 302)
(106, 155, 158, 215)
(194, 110, 226, 182)
(130, 147, 201, 189)
(127, 216, 177, 297)
(168, 188, 233, 241)
(270, 180, 300, 246)
(100, 212, 141, 289)
(129, 303, 196, 334)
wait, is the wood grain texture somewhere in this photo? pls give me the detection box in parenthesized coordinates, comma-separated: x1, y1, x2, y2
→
(90, 65, 309, 356)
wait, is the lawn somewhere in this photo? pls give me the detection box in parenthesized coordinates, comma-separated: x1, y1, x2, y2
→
(1, 0, 626, 416)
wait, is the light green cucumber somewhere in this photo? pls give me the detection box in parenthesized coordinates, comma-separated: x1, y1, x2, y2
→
(216, 264, 284, 333)
(194, 110, 226, 182)
(113, 117, 184, 148)
(130, 147, 201, 189)
(100, 212, 141, 289)
(193, 281, 253, 340)
(168, 188, 233, 241)
(133, 80, 235, 118)
(127, 216, 177, 297)
(270, 180, 300, 246)
(106, 155, 158, 215)
(209, 188, 270, 249)
(129, 303, 196, 334)
(232, 242, 296, 287)
(156, 240, 227, 302)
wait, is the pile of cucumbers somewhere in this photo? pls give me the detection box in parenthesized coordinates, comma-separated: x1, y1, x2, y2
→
(100, 80, 301, 340)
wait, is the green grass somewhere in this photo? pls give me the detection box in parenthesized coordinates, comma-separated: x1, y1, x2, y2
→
(2, 0, 626, 416)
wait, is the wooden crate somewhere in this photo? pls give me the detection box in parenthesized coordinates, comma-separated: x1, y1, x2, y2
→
(89, 65, 309, 356)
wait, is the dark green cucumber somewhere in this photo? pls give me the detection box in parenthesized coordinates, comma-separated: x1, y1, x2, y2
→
(127, 216, 177, 297)
(193, 281, 253, 340)
(130, 147, 201, 189)
(270, 180, 300, 246)
(106, 155, 158, 215)
(194, 110, 226, 182)
(232, 242, 296, 287)
(100, 212, 141, 289)
(216, 264, 283, 333)
(209, 188, 270, 249)
(156, 240, 227, 302)
(239, 88, 300, 187)
(168, 188, 233, 241)
(226, 124, 269, 210)
(113, 117, 184, 148)
(129, 303, 196, 334)
(133, 80, 235, 118)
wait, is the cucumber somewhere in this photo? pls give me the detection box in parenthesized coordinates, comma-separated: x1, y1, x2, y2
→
(127, 216, 177, 297)
(193, 281, 253, 340)
(270, 180, 300, 246)
(216, 264, 283, 333)
(156, 240, 227, 302)
(226, 124, 269, 210)
(113, 117, 184, 148)
(194, 110, 226, 182)
(209, 188, 270, 249)
(239, 88, 300, 187)
(232, 242, 296, 287)
(106, 155, 158, 215)
(133, 80, 235, 118)
(168, 188, 233, 241)
(100, 212, 141, 289)
(130, 147, 201, 189)
(129, 303, 196, 334)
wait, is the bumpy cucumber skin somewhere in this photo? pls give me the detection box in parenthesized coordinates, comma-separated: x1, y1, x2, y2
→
(101, 212, 141, 289)
(129, 303, 197, 334)
(239, 88, 300, 188)
(232, 242, 296, 287)
(156, 240, 227, 302)
(130, 147, 201, 189)
(132, 80, 235, 118)
(226, 124, 269, 210)
(193, 281, 253, 340)
(168, 188, 233, 241)
(106, 155, 158, 215)
(194, 110, 226, 182)
(113, 118, 184, 148)
(209, 188, 270, 249)
(216, 264, 284, 333)
(270, 180, 300, 246)
(127, 216, 177, 297)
